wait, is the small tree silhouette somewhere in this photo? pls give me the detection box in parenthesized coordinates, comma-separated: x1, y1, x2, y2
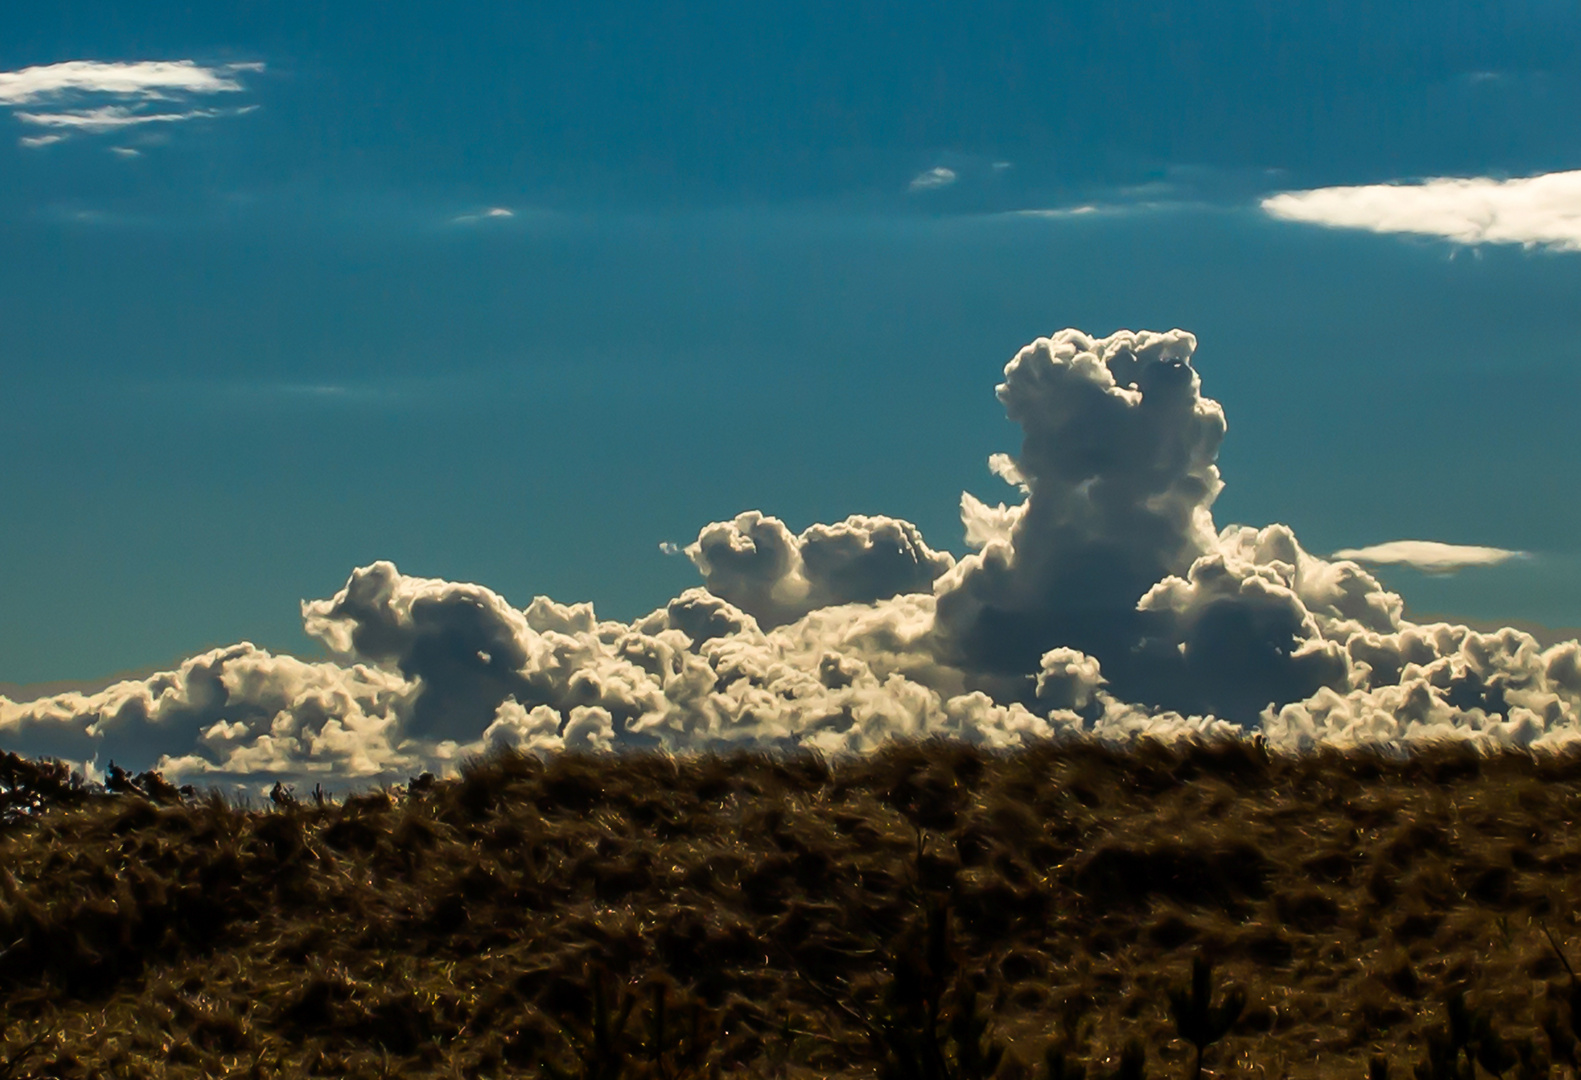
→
(1168, 956, 1244, 1080)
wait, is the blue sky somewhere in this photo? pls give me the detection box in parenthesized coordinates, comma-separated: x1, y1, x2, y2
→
(4, 0, 1581, 690)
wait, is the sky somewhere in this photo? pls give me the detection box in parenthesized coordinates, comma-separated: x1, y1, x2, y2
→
(4, 2, 1581, 785)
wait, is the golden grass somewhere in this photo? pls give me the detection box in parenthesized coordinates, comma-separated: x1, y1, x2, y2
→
(3, 740, 1581, 1078)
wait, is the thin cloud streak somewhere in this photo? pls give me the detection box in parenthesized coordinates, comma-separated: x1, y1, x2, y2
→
(1333, 540, 1529, 574)
(1262, 170, 1581, 251)
(1012, 205, 1101, 218)
(15, 106, 236, 132)
(451, 207, 516, 225)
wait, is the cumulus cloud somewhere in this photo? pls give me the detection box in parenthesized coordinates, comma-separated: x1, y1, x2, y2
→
(1262, 170, 1581, 251)
(1, 59, 260, 147)
(933, 330, 1228, 694)
(684, 511, 955, 629)
(909, 167, 958, 191)
(3, 327, 1575, 789)
(1331, 540, 1528, 574)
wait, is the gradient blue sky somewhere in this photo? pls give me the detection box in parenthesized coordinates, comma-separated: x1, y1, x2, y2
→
(4, 0, 1581, 687)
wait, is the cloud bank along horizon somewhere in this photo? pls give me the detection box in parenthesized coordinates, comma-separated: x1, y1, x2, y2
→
(2, 328, 1570, 789)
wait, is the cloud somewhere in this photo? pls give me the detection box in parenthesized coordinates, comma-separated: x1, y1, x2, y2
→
(3, 328, 1576, 790)
(0, 60, 252, 105)
(684, 511, 955, 629)
(0, 59, 261, 146)
(909, 167, 958, 192)
(17, 133, 66, 148)
(1332, 540, 1528, 574)
(933, 330, 1228, 691)
(1261, 170, 1581, 251)
(15, 105, 235, 132)
(1008, 201, 1202, 221)
(1013, 205, 1101, 218)
(109, 146, 141, 158)
(451, 207, 516, 225)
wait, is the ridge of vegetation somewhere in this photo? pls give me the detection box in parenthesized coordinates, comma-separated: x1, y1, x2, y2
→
(5, 740, 1581, 1077)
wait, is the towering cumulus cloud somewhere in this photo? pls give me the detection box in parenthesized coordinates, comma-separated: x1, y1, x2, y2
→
(933, 331, 1226, 692)
(3, 329, 1576, 788)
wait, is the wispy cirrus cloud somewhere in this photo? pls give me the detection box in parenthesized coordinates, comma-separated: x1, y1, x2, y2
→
(1262, 170, 1581, 251)
(0, 60, 258, 104)
(908, 166, 957, 192)
(1011, 204, 1102, 218)
(451, 206, 516, 225)
(15, 105, 244, 132)
(1332, 540, 1528, 574)
(1, 59, 262, 148)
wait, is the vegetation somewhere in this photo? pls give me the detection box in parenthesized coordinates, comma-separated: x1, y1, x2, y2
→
(4, 739, 1581, 1077)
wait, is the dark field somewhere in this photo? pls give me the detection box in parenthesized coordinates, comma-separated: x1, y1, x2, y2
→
(4, 740, 1581, 1079)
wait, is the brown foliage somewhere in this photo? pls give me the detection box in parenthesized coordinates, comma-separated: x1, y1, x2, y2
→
(1, 740, 1581, 1076)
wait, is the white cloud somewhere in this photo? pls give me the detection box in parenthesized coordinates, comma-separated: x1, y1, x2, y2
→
(1009, 200, 1203, 220)
(0, 59, 260, 145)
(0, 60, 252, 105)
(18, 133, 66, 148)
(684, 511, 955, 628)
(1261, 170, 1581, 251)
(109, 146, 140, 158)
(909, 166, 957, 192)
(17, 105, 236, 131)
(1332, 540, 1528, 574)
(1012, 205, 1101, 218)
(2, 327, 1574, 786)
(451, 206, 517, 225)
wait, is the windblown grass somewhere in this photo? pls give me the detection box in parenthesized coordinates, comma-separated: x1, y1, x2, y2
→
(4, 740, 1581, 1077)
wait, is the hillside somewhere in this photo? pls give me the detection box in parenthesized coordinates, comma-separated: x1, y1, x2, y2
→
(2, 741, 1581, 1078)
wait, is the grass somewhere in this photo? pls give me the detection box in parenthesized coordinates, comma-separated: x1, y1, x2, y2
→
(4, 740, 1581, 1076)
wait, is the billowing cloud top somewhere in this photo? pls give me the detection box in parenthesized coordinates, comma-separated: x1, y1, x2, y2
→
(1262, 170, 1581, 251)
(2, 328, 1571, 790)
(1, 59, 261, 146)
